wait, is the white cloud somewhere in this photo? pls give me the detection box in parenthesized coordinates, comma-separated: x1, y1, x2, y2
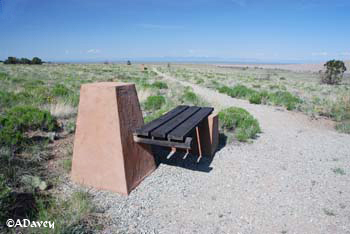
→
(312, 52, 328, 56)
(86, 49, 101, 54)
(137, 24, 184, 30)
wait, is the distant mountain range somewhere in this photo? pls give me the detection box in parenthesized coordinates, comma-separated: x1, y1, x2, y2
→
(51, 56, 337, 64)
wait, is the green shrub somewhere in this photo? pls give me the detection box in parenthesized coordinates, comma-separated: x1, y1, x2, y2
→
(52, 84, 71, 97)
(249, 92, 262, 104)
(196, 78, 204, 84)
(249, 91, 269, 104)
(0, 91, 19, 111)
(144, 95, 166, 110)
(230, 85, 256, 98)
(218, 107, 261, 141)
(268, 91, 301, 110)
(218, 85, 233, 95)
(0, 72, 9, 81)
(336, 121, 350, 134)
(218, 85, 256, 99)
(0, 174, 11, 223)
(152, 81, 168, 89)
(0, 106, 58, 147)
(36, 190, 99, 234)
(181, 90, 200, 105)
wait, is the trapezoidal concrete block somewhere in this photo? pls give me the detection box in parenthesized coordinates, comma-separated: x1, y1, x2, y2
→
(71, 82, 156, 195)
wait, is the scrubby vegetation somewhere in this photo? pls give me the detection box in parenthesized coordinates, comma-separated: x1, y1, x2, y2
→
(144, 95, 166, 110)
(0, 106, 58, 149)
(0, 63, 181, 232)
(159, 64, 350, 134)
(219, 107, 261, 142)
(218, 84, 301, 110)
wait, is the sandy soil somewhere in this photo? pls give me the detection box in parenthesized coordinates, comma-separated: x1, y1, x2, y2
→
(218, 61, 350, 73)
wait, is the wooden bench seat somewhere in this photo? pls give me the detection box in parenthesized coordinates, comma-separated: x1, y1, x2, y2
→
(133, 105, 214, 150)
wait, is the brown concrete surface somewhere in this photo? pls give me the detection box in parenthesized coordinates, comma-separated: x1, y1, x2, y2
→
(71, 82, 156, 195)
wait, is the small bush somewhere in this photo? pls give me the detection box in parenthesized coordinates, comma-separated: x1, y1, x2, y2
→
(181, 90, 200, 105)
(0, 106, 58, 147)
(218, 85, 233, 95)
(144, 95, 166, 110)
(152, 81, 168, 89)
(196, 78, 204, 84)
(335, 121, 350, 134)
(218, 85, 256, 99)
(249, 91, 269, 104)
(218, 107, 261, 141)
(52, 84, 71, 97)
(0, 91, 19, 111)
(249, 92, 262, 104)
(0, 174, 11, 223)
(268, 91, 301, 110)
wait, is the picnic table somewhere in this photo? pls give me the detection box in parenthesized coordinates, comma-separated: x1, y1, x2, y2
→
(133, 105, 214, 159)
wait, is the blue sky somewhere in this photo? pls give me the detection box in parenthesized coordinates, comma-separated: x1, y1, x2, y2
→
(0, 0, 349, 62)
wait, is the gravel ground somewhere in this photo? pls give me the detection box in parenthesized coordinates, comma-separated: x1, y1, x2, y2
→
(63, 69, 350, 234)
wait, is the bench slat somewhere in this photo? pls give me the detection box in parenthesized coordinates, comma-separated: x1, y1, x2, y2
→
(134, 105, 189, 137)
(151, 106, 201, 139)
(168, 107, 214, 141)
(133, 135, 192, 149)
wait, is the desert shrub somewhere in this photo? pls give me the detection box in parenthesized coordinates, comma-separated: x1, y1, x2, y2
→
(249, 92, 263, 104)
(51, 84, 79, 106)
(35, 190, 101, 234)
(336, 121, 350, 134)
(52, 84, 71, 97)
(218, 85, 234, 95)
(181, 90, 200, 105)
(321, 60, 347, 85)
(268, 91, 302, 110)
(218, 107, 261, 141)
(249, 91, 269, 104)
(230, 85, 256, 98)
(0, 72, 9, 81)
(152, 81, 168, 89)
(0, 174, 11, 223)
(330, 96, 350, 121)
(0, 106, 58, 148)
(0, 91, 19, 111)
(218, 85, 256, 99)
(144, 95, 165, 110)
(196, 78, 204, 84)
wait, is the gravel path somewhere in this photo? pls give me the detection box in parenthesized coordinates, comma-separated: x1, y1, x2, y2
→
(65, 69, 350, 234)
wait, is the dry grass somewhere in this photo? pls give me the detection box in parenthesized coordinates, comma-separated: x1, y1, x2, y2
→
(46, 102, 76, 119)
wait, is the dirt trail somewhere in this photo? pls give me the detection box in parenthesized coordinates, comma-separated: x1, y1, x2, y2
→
(149, 68, 350, 233)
